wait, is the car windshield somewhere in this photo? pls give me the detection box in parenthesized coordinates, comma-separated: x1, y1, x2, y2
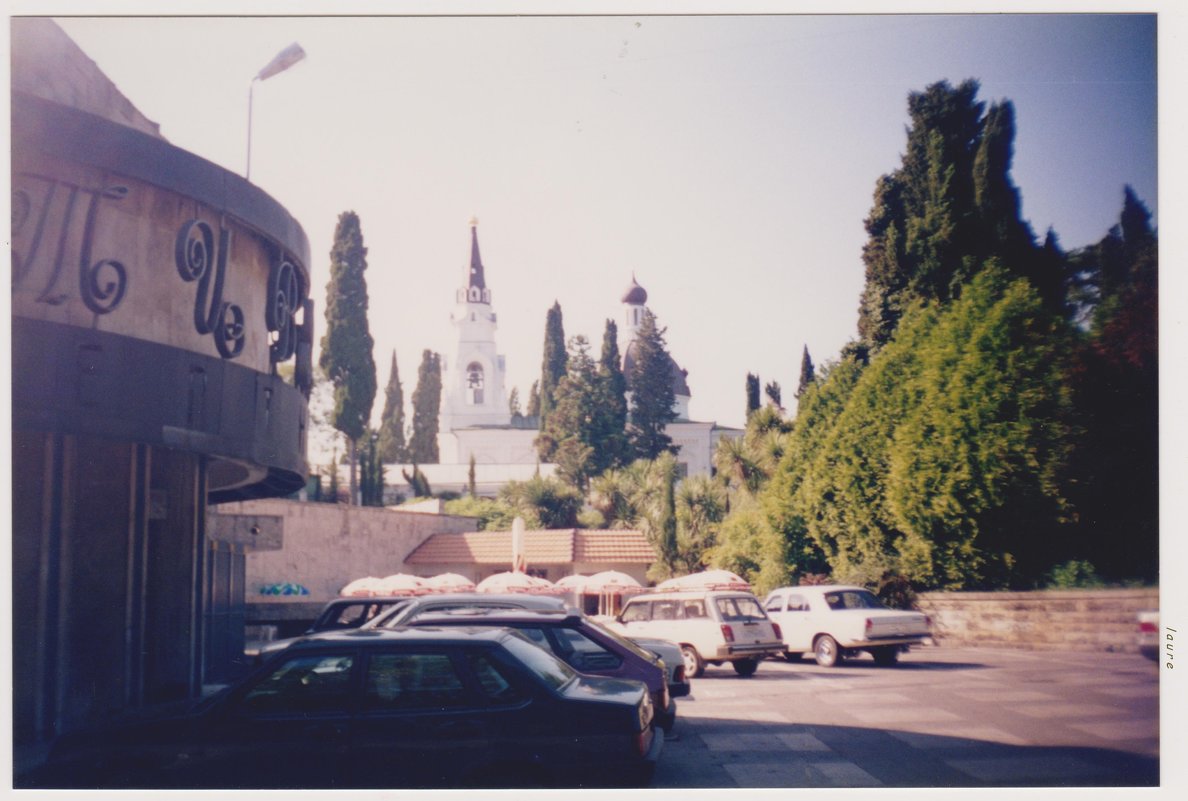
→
(357, 600, 414, 630)
(499, 631, 577, 691)
(823, 590, 884, 610)
(582, 617, 656, 662)
(715, 595, 768, 622)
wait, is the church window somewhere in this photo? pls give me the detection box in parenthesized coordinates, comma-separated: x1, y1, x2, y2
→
(466, 362, 485, 405)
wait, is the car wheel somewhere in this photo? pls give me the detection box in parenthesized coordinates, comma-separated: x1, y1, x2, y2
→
(814, 635, 842, 667)
(681, 645, 705, 678)
(782, 651, 802, 663)
(732, 658, 759, 677)
(872, 645, 900, 666)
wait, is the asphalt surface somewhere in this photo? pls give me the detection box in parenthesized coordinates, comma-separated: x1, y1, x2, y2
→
(652, 645, 1160, 788)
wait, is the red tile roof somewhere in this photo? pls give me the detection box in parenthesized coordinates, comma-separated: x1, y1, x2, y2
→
(405, 528, 655, 566)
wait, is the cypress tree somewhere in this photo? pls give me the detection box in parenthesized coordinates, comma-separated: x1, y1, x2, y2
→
(597, 318, 630, 471)
(468, 454, 478, 498)
(526, 380, 541, 418)
(376, 351, 407, 463)
(537, 336, 601, 490)
(537, 302, 567, 458)
(319, 211, 377, 505)
(765, 381, 782, 409)
(408, 349, 442, 463)
(627, 310, 677, 460)
(508, 387, 522, 421)
(745, 372, 761, 420)
(796, 345, 815, 399)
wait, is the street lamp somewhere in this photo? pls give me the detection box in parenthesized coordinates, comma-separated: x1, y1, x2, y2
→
(246, 42, 306, 181)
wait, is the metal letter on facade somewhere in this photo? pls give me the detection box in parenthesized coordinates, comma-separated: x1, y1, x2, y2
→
(174, 219, 246, 359)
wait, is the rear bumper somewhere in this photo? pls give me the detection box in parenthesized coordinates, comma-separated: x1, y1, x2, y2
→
(842, 635, 929, 649)
(714, 642, 784, 660)
(655, 698, 677, 732)
(668, 680, 690, 698)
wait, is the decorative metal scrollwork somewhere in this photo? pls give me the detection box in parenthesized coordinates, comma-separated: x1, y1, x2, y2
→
(10, 176, 129, 314)
(174, 219, 246, 359)
(266, 257, 302, 363)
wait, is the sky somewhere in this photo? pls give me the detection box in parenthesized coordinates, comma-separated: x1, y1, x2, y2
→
(17, 6, 1162, 435)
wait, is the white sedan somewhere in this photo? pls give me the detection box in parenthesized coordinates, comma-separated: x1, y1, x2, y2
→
(762, 585, 931, 667)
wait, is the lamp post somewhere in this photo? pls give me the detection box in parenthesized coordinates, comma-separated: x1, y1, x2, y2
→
(246, 42, 306, 181)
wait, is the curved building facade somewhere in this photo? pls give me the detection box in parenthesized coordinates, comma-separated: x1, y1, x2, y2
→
(11, 20, 313, 745)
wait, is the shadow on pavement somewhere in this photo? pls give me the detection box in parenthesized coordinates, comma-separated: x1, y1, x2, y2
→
(655, 716, 1159, 788)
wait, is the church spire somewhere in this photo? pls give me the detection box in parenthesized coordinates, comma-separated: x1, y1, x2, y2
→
(468, 216, 486, 291)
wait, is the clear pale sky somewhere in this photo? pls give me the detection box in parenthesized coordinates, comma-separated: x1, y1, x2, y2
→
(33, 7, 1161, 432)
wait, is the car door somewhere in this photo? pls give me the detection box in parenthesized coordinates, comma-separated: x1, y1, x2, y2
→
(191, 650, 358, 788)
(345, 647, 492, 788)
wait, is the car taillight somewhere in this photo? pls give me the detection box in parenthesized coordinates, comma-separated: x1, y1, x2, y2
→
(1139, 621, 1158, 634)
(674, 665, 686, 683)
(925, 615, 932, 629)
(720, 624, 735, 643)
(772, 622, 783, 641)
(865, 618, 873, 634)
(634, 727, 653, 757)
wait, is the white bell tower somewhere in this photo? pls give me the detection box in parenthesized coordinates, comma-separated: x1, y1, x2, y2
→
(440, 218, 509, 434)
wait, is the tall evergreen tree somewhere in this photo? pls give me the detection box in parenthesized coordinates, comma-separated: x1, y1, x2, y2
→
(764, 381, 782, 408)
(526, 380, 541, 418)
(795, 345, 815, 399)
(597, 319, 630, 471)
(857, 80, 1052, 351)
(359, 429, 385, 507)
(407, 349, 442, 463)
(376, 351, 407, 463)
(1065, 188, 1158, 582)
(508, 387, 522, 421)
(745, 372, 761, 420)
(319, 211, 377, 505)
(536, 336, 602, 490)
(627, 310, 677, 460)
(537, 302, 567, 459)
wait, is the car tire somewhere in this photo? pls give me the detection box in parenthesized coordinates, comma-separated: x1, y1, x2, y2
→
(814, 635, 843, 667)
(872, 646, 900, 666)
(782, 651, 802, 663)
(732, 658, 759, 677)
(681, 645, 705, 678)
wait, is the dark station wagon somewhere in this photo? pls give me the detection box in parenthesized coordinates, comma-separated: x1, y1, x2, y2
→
(22, 627, 662, 789)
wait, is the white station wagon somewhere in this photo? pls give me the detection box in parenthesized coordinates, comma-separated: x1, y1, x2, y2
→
(608, 590, 784, 678)
(763, 585, 931, 667)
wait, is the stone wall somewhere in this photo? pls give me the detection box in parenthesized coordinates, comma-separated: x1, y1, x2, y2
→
(218, 499, 480, 603)
(916, 588, 1159, 653)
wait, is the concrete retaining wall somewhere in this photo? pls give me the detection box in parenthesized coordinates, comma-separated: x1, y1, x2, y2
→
(916, 588, 1159, 653)
(217, 499, 479, 603)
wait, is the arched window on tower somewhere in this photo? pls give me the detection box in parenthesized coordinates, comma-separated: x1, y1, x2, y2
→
(466, 362, 485, 405)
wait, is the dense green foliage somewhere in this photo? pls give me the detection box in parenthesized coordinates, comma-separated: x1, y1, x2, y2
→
(320, 211, 377, 503)
(745, 372, 761, 419)
(598, 319, 631, 470)
(358, 430, 385, 506)
(407, 350, 442, 464)
(499, 475, 583, 529)
(376, 351, 407, 463)
(711, 80, 1157, 592)
(442, 495, 519, 531)
(626, 310, 677, 459)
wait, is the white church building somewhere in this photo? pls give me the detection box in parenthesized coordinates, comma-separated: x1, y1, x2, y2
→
(395, 220, 741, 497)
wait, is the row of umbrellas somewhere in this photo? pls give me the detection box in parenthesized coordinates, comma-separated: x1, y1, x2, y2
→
(339, 569, 751, 598)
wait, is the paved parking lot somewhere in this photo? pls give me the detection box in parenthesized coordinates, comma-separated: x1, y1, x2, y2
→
(653, 645, 1160, 788)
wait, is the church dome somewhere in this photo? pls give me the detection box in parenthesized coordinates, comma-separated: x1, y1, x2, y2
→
(621, 275, 648, 305)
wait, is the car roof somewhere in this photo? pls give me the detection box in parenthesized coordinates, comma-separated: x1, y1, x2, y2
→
(282, 626, 513, 650)
(628, 590, 758, 600)
(771, 585, 866, 594)
(407, 592, 566, 607)
(323, 596, 413, 606)
(410, 608, 582, 625)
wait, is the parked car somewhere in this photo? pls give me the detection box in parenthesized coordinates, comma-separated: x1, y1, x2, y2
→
(329, 592, 691, 700)
(607, 590, 784, 677)
(405, 608, 677, 732)
(23, 627, 662, 789)
(248, 596, 416, 659)
(1137, 610, 1159, 661)
(763, 584, 931, 667)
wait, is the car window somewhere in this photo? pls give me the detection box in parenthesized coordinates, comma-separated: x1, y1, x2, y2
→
(583, 617, 655, 661)
(240, 653, 355, 715)
(619, 601, 650, 623)
(787, 594, 809, 612)
(364, 652, 469, 710)
(549, 627, 623, 672)
(682, 600, 707, 619)
(823, 590, 883, 610)
(357, 600, 413, 629)
(764, 596, 784, 613)
(465, 650, 528, 705)
(653, 600, 680, 621)
(499, 633, 577, 692)
(512, 626, 551, 649)
(715, 596, 767, 622)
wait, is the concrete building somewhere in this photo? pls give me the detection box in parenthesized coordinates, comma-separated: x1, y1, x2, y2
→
(10, 20, 313, 746)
